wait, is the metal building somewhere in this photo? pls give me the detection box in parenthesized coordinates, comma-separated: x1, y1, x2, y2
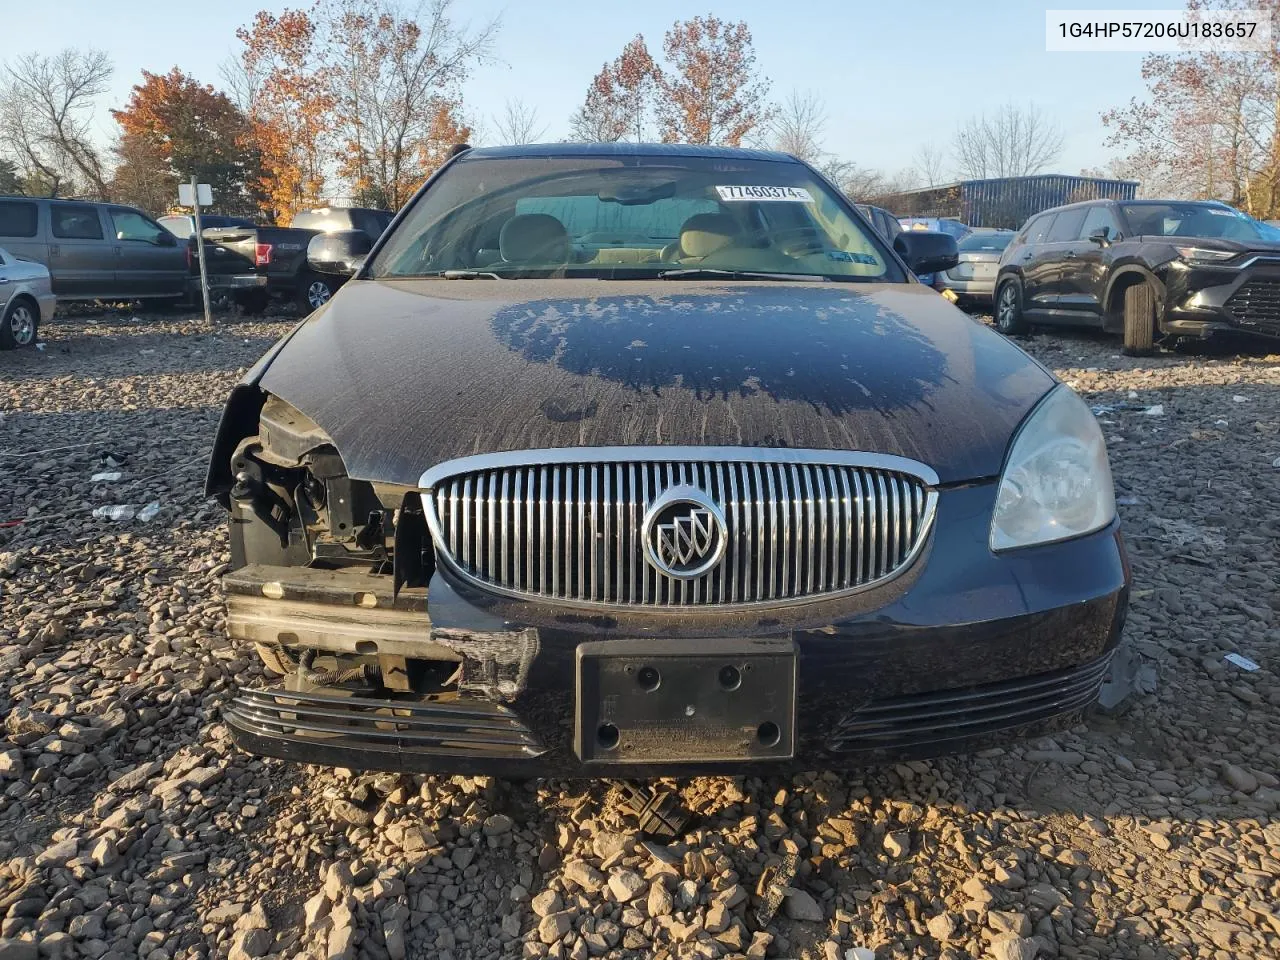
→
(877, 174, 1140, 229)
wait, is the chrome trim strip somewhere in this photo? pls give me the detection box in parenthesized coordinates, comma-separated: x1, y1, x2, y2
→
(421, 446, 941, 489)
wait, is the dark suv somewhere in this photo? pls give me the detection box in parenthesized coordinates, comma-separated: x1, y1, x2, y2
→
(993, 199, 1280, 354)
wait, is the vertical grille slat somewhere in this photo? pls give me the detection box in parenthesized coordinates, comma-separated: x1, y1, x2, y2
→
(430, 455, 932, 607)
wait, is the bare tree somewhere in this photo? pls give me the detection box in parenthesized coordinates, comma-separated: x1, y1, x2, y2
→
(0, 49, 113, 198)
(914, 142, 947, 187)
(952, 102, 1063, 180)
(493, 99, 545, 144)
(770, 90, 827, 162)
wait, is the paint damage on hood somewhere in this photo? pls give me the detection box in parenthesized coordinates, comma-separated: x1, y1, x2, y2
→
(253, 278, 1054, 486)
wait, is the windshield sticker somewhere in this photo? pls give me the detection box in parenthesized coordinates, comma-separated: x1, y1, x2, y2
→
(828, 250, 879, 264)
(716, 185, 813, 202)
(1206, 207, 1238, 216)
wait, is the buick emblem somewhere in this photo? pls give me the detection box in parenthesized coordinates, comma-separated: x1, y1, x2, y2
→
(641, 485, 728, 580)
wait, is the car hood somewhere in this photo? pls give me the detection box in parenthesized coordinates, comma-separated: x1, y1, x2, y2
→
(255, 279, 1055, 486)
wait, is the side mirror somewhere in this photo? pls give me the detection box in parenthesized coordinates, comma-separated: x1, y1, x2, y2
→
(1088, 226, 1111, 247)
(308, 230, 373, 276)
(157, 231, 178, 247)
(893, 230, 959, 276)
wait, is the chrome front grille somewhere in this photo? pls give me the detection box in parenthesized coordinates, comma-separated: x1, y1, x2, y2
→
(422, 449, 937, 608)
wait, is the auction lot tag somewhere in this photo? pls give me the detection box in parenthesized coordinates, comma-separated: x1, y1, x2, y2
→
(716, 185, 813, 202)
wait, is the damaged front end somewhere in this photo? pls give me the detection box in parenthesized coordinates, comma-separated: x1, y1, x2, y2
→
(208, 391, 548, 772)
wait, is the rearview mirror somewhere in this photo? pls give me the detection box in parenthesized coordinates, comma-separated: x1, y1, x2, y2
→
(893, 230, 958, 276)
(308, 230, 373, 276)
(1088, 226, 1111, 247)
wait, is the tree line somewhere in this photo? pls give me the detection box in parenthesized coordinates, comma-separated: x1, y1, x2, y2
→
(29, 2, 1268, 224)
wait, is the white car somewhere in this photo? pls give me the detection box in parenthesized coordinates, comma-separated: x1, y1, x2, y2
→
(0, 245, 55, 349)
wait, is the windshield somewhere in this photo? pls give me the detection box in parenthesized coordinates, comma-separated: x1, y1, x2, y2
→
(370, 154, 903, 282)
(958, 232, 1013, 252)
(1120, 203, 1267, 241)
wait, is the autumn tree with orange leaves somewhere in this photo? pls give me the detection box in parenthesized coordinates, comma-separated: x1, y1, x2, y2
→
(656, 17, 772, 146)
(235, 8, 333, 221)
(231, 0, 494, 219)
(569, 36, 658, 143)
(110, 68, 260, 215)
(569, 17, 771, 148)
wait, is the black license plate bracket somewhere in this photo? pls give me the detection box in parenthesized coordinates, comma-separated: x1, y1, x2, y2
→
(575, 637, 796, 764)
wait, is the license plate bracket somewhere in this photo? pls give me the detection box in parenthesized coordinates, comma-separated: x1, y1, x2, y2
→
(575, 638, 796, 764)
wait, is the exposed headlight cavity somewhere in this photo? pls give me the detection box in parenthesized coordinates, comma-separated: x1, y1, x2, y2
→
(990, 385, 1116, 551)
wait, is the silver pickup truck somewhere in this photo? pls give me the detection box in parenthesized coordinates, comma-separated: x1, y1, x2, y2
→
(0, 196, 188, 302)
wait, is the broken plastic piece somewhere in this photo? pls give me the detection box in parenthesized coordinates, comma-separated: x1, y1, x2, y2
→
(1143, 404, 1164, 416)
(137, 501, 161, 522)
(90, 471, 122, 482)
(846, 949, 876, 960)
(92, 505, 137, 521)
(617, 782, 692, 840)
(1224, 653, 1260, 672)
(754, 853, 798, 927)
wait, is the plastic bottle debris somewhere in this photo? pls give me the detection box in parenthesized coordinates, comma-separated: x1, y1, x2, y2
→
(1116, 496, 1140, 505)
(1214, 419, 1229, 427)
(1232, 395, 1249, 403)
(90, 471, 122, 483)
(846, 950, 876, 960)
(92, 505, 137, 521)
(1224, 653, 1260, 672)
(137, 501, 161, 522)
(1272, 457, 1280, 468)
(1127, 390, 1139, 399)
(1143, 404, 1164, 416)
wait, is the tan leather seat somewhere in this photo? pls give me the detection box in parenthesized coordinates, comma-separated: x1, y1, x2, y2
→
(499, 214, 570, 264)
(673, 213, 741, 261)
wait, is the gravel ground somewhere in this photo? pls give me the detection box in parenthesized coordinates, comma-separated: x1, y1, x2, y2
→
(1, 307, 1278, 960)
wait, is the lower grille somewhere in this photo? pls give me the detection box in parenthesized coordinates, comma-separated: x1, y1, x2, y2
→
(423, 449, 937, 608)
(1226, 279, 1280, 333)
(225, 688, 546, 761)
(828, 653, 1114, 752)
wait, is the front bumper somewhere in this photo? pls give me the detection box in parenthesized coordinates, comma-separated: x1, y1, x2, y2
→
(223, 483, 1130, 777)
(937, 276, 997, 302)
(1162, 255, 1280, 339)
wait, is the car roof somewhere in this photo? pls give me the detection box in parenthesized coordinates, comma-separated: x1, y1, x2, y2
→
(460, 142, 798, 164)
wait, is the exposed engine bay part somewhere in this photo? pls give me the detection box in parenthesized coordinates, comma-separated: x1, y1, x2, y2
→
(220, 392, 404, 571)
(225, 563, 455, 661)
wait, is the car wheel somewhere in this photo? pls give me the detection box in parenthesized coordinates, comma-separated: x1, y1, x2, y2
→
(0, 297, 39, 350)
(1122, 283, 1156, 356)
(994, 281, 1027, 335)
(298, 275, 335, 315)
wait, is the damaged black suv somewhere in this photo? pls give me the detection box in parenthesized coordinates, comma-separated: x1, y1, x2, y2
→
(994, 199, 1280, 354)
(207, 143, 1130, 778)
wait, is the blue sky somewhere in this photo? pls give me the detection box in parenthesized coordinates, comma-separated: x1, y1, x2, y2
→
(5, 0, 1169, 178)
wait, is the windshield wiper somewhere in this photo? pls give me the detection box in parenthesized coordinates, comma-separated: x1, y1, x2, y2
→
(656, 268, 827, 282)
(438, 269, 505, 279)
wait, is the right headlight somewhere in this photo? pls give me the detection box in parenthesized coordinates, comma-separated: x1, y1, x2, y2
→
(989, 385, 1116, 551)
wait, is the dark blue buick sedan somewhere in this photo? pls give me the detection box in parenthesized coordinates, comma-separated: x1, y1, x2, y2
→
(207, 143, 1130, 778)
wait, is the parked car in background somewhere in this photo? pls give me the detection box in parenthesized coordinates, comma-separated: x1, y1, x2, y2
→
(0, 197, 187, 302)
(158, 214, 257, 239)
(855, 203, 903, 244)
(203, 206, 393, 314)
(289, 206, 393, 238)
(936, 229, 1015, 307)
(994, 198, 1280, 354)
(0, 245, 55, 349)
(206, 142, 1131, 781)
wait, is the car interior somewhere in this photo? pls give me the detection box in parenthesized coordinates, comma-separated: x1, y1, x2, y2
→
(378, 167, 891, 280)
